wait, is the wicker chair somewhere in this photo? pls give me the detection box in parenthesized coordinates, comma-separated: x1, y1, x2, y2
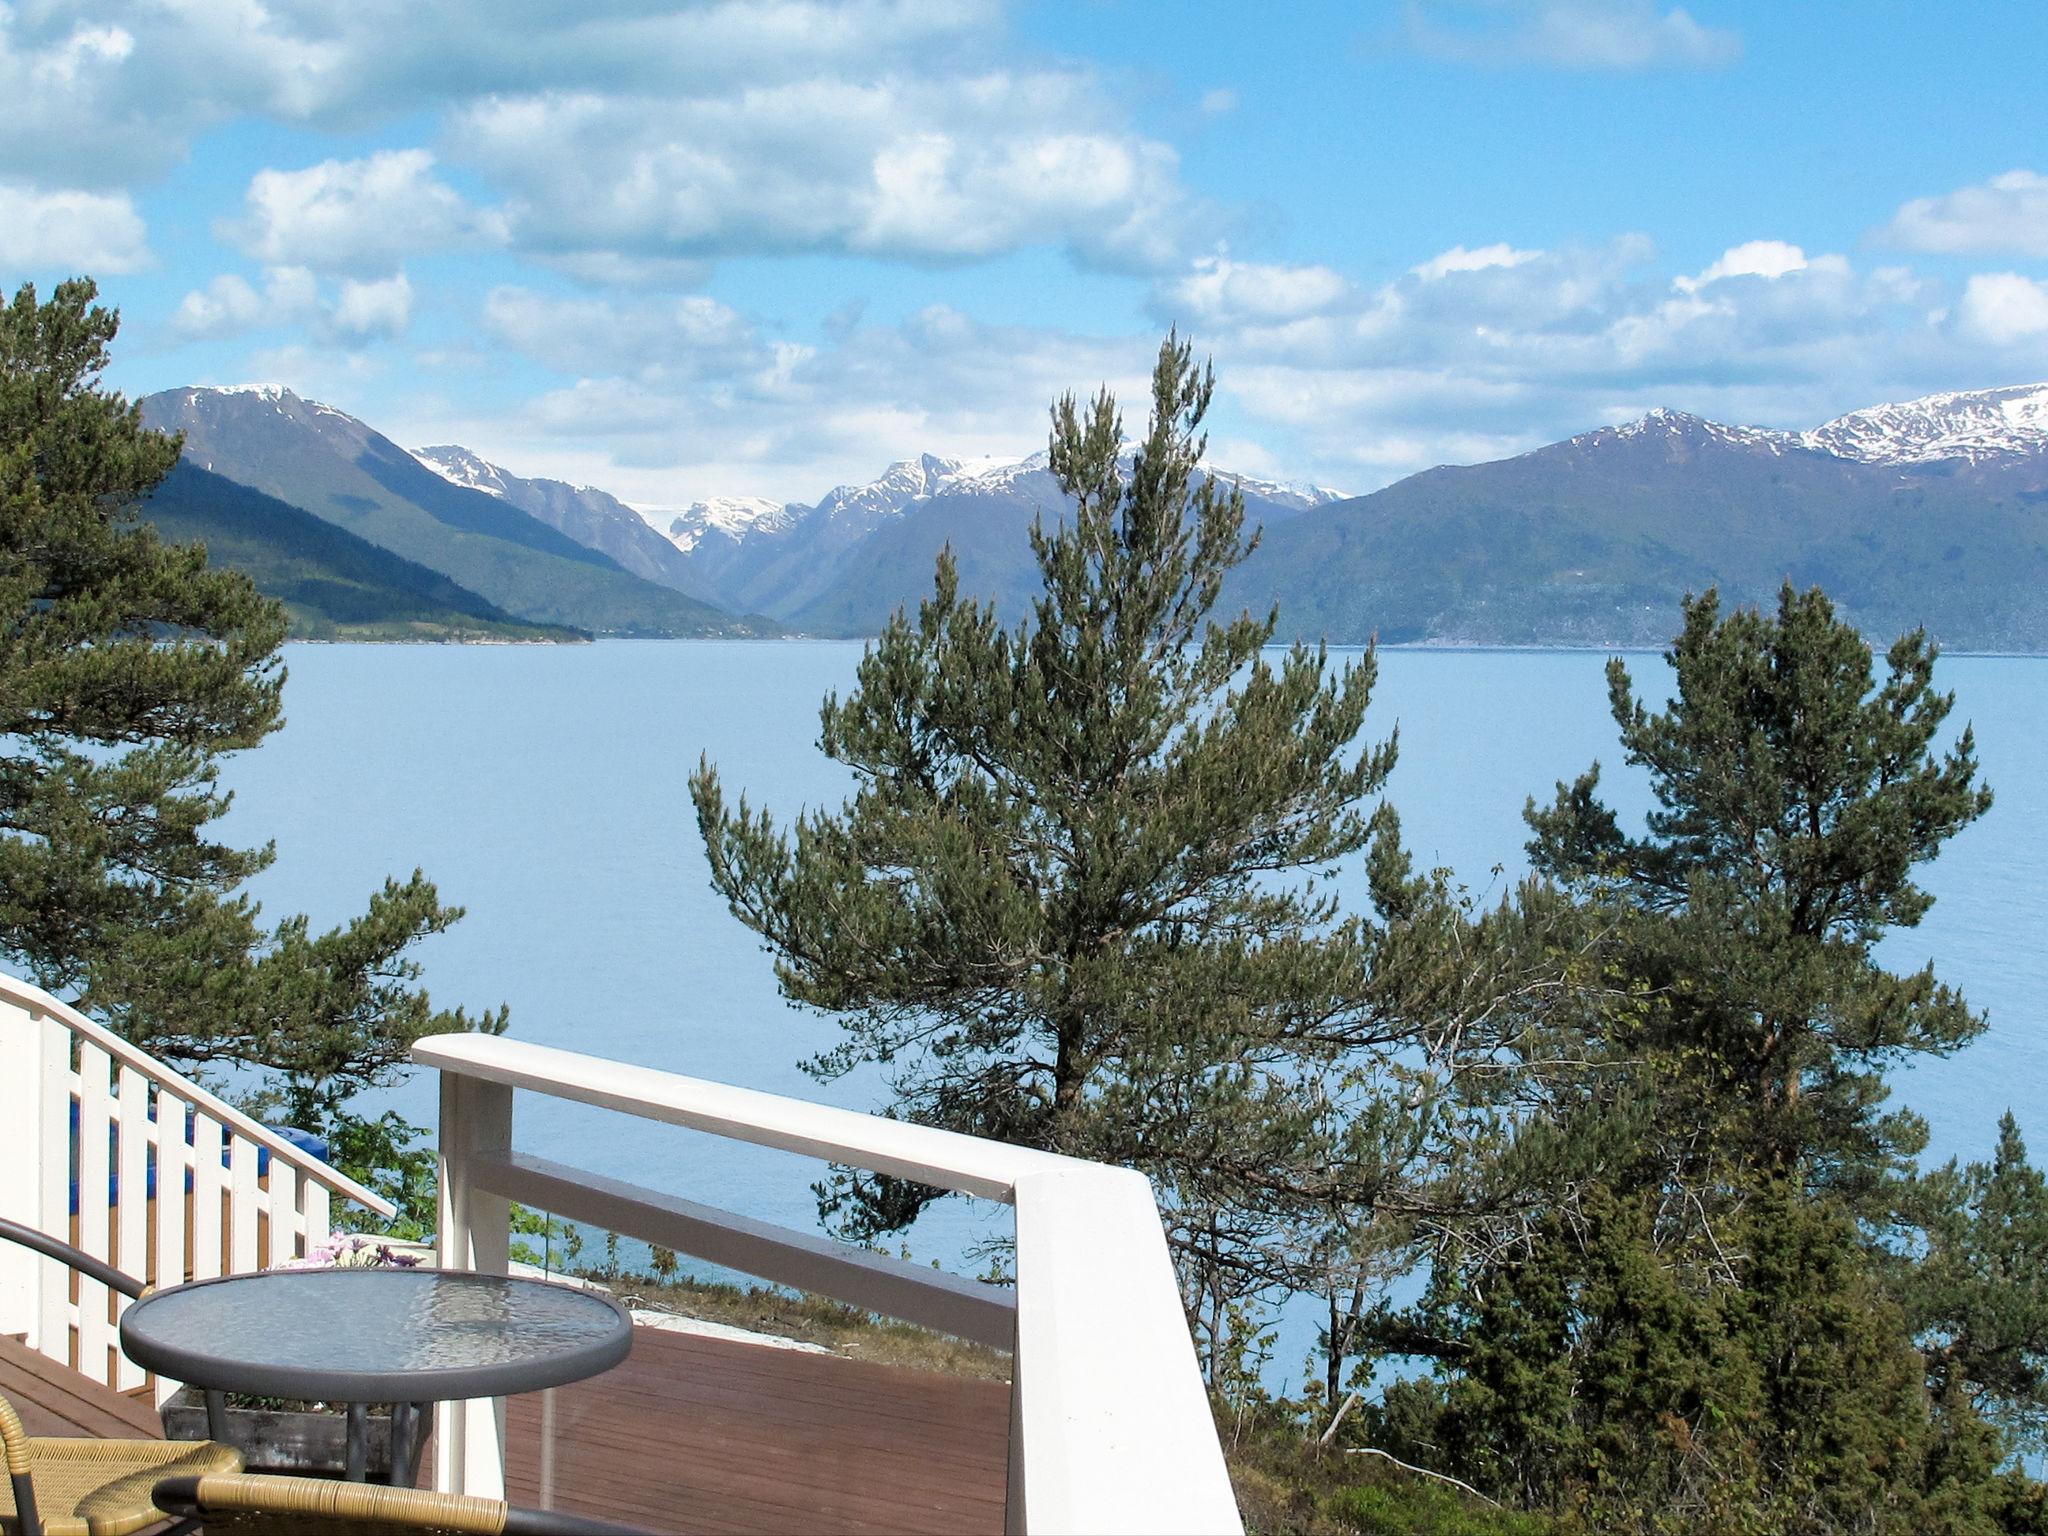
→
(0, 1216, 243, 1536)
(152, 1473, 657, 1534)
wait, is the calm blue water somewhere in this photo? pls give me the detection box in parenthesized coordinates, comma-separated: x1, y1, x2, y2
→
(219, 643, 2048, 1313)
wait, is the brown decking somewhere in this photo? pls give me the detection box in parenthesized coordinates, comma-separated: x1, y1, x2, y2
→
(0, 1333, 163, 1440)
(506, 1324, 1011, 1535)
(4, 1325, 1010, 1535)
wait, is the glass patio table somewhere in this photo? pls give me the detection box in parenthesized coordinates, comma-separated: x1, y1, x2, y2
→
(119, 1267, 633, 1485)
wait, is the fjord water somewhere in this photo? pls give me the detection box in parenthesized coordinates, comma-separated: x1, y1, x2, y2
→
(222, 642, 2048, 1278)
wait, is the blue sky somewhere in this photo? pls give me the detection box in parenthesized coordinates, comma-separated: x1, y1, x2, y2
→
(5, 0, 2046, 509)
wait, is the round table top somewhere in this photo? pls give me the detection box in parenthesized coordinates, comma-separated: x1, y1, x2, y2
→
(119, 1267, 632, 1404)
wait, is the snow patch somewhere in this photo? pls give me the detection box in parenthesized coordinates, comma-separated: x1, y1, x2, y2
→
(413, 445, 509, 497)
(1559, 409, 1802, 457)
(1802, 383, 2048, 465)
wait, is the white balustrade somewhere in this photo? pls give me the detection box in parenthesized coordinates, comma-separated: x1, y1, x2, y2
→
(415, 1033, 1242, 1536)
(0, 971, 394, 1400)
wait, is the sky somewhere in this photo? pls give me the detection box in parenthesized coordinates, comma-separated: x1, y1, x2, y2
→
(5, 0, 2048, 512)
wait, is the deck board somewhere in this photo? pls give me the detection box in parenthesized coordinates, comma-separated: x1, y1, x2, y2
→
(0, 1333, 165, 1441)
(504, 1325, 1010, 1534)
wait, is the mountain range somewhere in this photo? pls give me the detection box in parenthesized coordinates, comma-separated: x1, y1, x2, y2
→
(1227, 393, 2048, 649)
(130, 380, 2048, 651)
(140, 387, 771, 639)
(657, 450, 1341, 634)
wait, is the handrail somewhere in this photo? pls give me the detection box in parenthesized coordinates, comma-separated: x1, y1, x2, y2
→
(416, 1033, 1243, 1536)
(472, 1150, 1018, 1350)
(0, 972, 391, 1215)
(414, 1033, 1067, 1200)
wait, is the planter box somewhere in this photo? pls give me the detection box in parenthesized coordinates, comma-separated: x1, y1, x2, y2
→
(161, 1386, 396, 1480)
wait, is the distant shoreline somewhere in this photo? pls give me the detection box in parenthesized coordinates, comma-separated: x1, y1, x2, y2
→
(279, 635, 2048, 660)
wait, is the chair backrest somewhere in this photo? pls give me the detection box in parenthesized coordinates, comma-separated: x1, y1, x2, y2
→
(151, 1473, 655, 1535)
(0, 1215, 144, 1299)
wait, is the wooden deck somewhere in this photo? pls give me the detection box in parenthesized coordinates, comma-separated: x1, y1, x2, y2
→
(2, 1325, 1011, 1535)
(506, 1324, 1010, 1534)
(0, 1332, 163, 1441)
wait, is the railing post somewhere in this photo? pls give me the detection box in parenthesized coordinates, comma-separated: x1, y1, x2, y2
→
(0, 996, 69, 1357)
(1007, 1356, 1029, 1535)
(433, 1069, 514, 1498)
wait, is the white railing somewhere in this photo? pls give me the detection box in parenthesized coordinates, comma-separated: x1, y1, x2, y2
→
(417, 1033, 1242, 1536)
(0, 971, 395, 1399)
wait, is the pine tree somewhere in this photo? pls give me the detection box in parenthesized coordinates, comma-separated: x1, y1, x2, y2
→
(1900, 1113, 2048, 1457)
(1525, 583, 1991, 1176)
(690, 335, 1403, 1258)
(0, 277, 498, 1213)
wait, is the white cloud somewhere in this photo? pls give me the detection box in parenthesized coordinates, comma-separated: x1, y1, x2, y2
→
(1878, 170, 2048, 258)
(331, 273, 415, 338)
(1956, 273, 2048, 346)
(1673, 239, 1809, 292)
(451, 69, 1205, 272)
(230, 343, 389, 408)
(1126, 234, 2048, 491)
(540, 251, 716, 292)
(171, 266, 318, 338)
(32, 22, 135, 83)
(1198, 87, 1237, 116)
(172, 266, 414, 341)
(0, 181, 149, 272)
(2, 2, 1201, 272)
(1411, 243, 1542, 281)
(1166, 256, 1354, 325)
(329, 223, 2048, 512)
(224, 150, 505, 273)
(398, 297, 1152, 505)
(1403, 0, 1741, 71)
(483, 287, 759, 377)
(0, 1, 1002, 184)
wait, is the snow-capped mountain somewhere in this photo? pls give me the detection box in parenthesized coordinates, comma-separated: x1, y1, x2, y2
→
(652, 448, 1345, 627)
(901, 449, 1347, 513)
(139, 375, 2048, 648)
(814, 453, 981, 528)
(1801, 384, 2048, 465)
(667, 496, 798, 553)
(1562, 408, 1805, 458)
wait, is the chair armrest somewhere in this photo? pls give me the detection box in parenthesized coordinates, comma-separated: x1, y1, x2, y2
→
(152, 1474, 660, 1534)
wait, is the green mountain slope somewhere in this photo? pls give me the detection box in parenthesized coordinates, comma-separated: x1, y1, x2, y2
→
(140, 463, 583, 641)
(141, 387, 773, 637)
(1226, 416, 2048, 650)
(411, 445, 722, 603)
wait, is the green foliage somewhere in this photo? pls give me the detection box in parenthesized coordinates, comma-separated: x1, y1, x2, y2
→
(1526, 582, 1992, 1177)
(1899, 1113, 2048, 1455)
(0, 277, 499, 1165)
(508, 1204, 585, 1270)
(688, 340, 2046, 1532)
(1350, 585, 2045, 1533)
(691, 335, 1402, 1264)
(323, 1110, 438, 1238)
(1321, 1482, 1553, 1536)
(1411, 1177, 2021, 1535)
